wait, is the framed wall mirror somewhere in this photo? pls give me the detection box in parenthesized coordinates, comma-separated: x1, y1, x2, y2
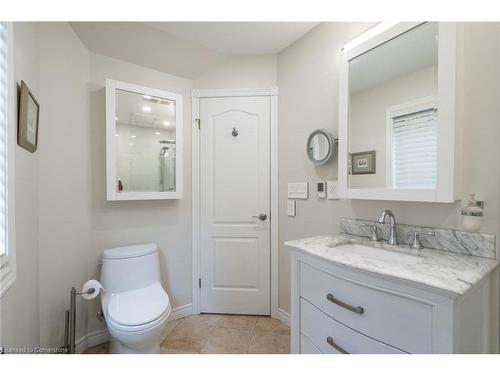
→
(338, 22, 460, 202)
(106, 79, 183, 200)
(307, 129, 336, 165)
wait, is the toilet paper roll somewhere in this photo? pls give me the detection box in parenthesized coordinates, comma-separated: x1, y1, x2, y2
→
(81, 279, 104, 300)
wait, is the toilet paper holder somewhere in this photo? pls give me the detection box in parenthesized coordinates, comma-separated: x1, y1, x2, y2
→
(63, 285, 100, 354)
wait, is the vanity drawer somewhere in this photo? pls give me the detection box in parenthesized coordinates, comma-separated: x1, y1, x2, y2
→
(300, 298, 404, 354)
(300, 333, 322, 354)
(300, 261, 433, 353)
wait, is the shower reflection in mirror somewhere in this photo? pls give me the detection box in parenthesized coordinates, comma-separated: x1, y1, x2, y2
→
(158, 139, 176, 192)
(114, 88, 177, 193)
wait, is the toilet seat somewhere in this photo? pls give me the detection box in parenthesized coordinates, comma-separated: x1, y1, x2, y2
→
(106, 282, 171, 332)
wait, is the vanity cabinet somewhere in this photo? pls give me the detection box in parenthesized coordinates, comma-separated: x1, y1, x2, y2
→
(290, 249, 498, 354)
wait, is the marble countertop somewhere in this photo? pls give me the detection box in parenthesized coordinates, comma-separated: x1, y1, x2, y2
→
(285, 234, 499, 296)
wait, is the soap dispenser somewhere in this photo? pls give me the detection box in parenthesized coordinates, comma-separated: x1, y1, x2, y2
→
(461, 194, 484, 233)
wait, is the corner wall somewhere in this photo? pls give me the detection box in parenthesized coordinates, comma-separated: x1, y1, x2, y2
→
(37, 22, 92, 347)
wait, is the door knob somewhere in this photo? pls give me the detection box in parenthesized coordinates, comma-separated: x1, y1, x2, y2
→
(252, 213, 267, 221)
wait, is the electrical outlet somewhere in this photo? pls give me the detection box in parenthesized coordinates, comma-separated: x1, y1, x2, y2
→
(327, 180, 339, 200)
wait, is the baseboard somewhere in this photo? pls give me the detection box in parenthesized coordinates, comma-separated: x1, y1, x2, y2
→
(75, 328, 110, 354)
(74, 303, 192, 353)
(278, 308, 291, 327)
(168, 303, 193, 321)
(87, 328, 111, 348)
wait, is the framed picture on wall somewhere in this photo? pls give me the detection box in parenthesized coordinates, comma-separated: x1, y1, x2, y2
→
(18, 80, 40, 153)
(351, 150, 376, 175)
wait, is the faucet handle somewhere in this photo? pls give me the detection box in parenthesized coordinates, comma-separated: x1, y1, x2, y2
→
(410, 231, 435, 250)
(361, 224, 379, 242)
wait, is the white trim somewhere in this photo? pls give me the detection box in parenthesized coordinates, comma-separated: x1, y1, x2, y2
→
(105, 79, 184, 201)
(192, 87, 278, 98)
(270, 93, 279, 319)
(0, 22, 16, 297)
(278, 308, 291, 327)
(191, 88, 279, 318)
(75, 328, 110, 354)
(338, 22, 458, 203)
(435, 23, 459, 202)
(167, 303, 193, 321)
(191, 95, 201, 314)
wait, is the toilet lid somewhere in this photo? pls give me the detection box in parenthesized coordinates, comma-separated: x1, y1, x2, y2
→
(107, 283, 170, 326)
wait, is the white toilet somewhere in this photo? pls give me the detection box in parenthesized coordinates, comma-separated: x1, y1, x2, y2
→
(100, 243, 171, 354)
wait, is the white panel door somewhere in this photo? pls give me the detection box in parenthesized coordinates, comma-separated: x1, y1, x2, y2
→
(200, 96, 271, 315)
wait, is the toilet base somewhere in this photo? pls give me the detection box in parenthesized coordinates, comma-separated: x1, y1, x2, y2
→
(110, 337, 161, 354)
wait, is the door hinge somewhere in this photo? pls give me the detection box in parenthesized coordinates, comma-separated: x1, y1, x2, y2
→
(196, 118, 200, 130)
(198, 278, 201, 288)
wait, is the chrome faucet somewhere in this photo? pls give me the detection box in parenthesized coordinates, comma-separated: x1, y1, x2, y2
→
(377, 210, 398, 245)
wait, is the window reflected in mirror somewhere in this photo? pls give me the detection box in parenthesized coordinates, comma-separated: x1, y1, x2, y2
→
(115, 89, 176, 192)
(348, 22, 438, 190)
(310, 134, 329, 160)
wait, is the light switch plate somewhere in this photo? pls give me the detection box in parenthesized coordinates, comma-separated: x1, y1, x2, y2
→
(287, 199, 296, 217)
(288, 182, 308, 199)
(327, 180, 339, 200)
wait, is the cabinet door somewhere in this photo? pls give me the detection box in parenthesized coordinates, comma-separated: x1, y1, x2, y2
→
(300, 334, 322, 354)
(301, 298, 405, 354)
(300, 262, 434, 353)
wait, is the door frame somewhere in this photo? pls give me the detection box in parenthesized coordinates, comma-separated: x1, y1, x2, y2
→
(191, 87, 279, 318)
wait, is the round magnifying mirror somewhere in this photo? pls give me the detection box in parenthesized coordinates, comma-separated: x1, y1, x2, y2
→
(306, 129, 335, 165)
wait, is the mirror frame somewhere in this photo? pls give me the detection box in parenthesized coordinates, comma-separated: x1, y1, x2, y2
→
(338, 22, 460, 202)
(105, 79, 183, 200)
(306, 129, 336, 165)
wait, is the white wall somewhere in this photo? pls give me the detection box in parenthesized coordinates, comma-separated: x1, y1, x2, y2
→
(0, 22, 41, 349)
(87, 53, 193, 337)
(277, 22, 500, 314)
(37, 23, 92, 348)
(194, 54, 277, 89)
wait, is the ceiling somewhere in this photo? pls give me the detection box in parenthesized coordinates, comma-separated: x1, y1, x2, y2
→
(147, 22, 318, 55)
(71, 22, 319, 79)
(71, 22, 225, 79)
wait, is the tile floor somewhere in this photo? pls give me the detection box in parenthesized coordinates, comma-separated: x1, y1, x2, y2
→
(84, 314, 290, 354)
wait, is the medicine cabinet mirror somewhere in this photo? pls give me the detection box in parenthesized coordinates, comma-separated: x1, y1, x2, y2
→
(338, 22, 460, 202)
(307, 129, 336, 165)
(106, 79, 183, 200)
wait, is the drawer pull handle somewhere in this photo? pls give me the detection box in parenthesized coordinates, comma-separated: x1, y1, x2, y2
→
(326, 293, 364, 315)
(326, 336, 349, 354)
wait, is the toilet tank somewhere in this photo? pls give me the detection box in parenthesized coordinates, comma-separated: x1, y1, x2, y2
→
(101, 243, 161, 293)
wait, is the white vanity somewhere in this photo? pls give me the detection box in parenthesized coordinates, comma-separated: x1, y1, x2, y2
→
(287, 235, 499, 354)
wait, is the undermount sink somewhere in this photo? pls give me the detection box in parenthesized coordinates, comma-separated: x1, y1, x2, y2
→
(328, 241, 422, 263)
